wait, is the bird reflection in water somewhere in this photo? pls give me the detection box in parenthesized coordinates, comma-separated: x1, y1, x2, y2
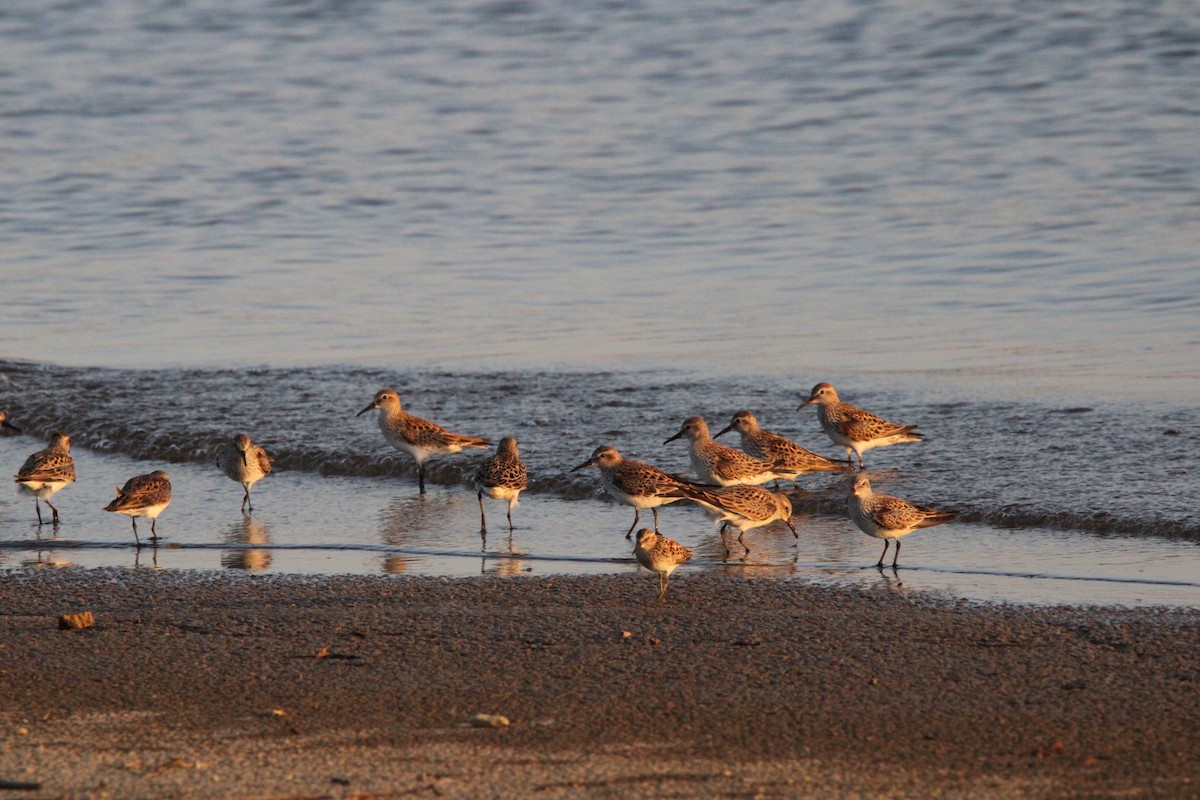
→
(220, 516, 273, 572)
(377, 493, 461, 575)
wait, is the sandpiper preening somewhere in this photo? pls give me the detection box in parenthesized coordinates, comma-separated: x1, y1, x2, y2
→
(572, 445, 693, 539)
(474, 436, 528, 534)
(13, 432, 75, 525)
(714, 410, 849, 480)
(357, 388, 490, 494)
(848, 473, 955, 568)
(633, 527, 693, 602)
(673, 483, 795, 557)
(216, 433, 274, 513)
(798, 382, 922, 468)
(105, 470, 172, 546)
(664, 416, 797, 486)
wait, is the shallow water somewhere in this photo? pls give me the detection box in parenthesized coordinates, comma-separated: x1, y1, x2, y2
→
(1, 1, 1198, 604)
(1, 363, 1197, 607)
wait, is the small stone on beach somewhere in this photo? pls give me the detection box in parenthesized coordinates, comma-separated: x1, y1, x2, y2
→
(468, 714, 510, 729)
(58, 612, 94, 630)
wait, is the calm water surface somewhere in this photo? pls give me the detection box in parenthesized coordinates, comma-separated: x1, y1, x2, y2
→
(0, 0, 1197, 605)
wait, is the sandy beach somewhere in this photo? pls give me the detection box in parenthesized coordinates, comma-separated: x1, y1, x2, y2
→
(0, 568, 1196, 799)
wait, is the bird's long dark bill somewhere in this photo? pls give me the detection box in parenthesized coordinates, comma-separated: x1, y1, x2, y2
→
(1, 421, 20, 432)
(663, 432, 683, 444)
(570, 458, 596, 472)
(796, 398, 815, 410)
(712, 425, 733, 438)
(355, 402, 377, 417)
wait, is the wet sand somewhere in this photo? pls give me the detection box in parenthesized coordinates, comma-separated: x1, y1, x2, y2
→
(0, 568, 1196, 799)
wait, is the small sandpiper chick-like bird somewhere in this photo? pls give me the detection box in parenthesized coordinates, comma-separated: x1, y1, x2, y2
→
(474, 436, 528, 534)
(357, 388, 490, 494)
(13, 432, 75, 525)
(848, 473, 955, 568)
(664, 416, 797, 487)
(0, 410, 21, 434)
(572, 445, 693, 539)
(105, 470, 172, 546)
(216, 433, 274, 513)
(714, 410, 850, 480)
(798, 382, 922, 468)
(673, 483, 795, 557)
(633, 528, 693, 602)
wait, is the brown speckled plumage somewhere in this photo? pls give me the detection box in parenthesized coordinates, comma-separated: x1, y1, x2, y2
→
(633, 528, 693, 601)
(799, 383, 922, 468)
(475, 436, 528, 533)
(848, 473, 955, 568)
(714, 411, 849, 478)
(664, 416, 797, 486)
(13, 432, 75, 524)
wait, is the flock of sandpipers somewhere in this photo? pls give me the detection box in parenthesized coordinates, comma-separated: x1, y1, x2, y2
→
(4, 382, 956, 599)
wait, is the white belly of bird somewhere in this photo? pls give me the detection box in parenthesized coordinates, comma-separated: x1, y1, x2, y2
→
(115, 501, 170, 520)
(17, 480, 68, 500)
(480, 484, 521, 504)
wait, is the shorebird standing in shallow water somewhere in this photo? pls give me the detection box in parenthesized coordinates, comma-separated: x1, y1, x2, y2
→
(13, 432, 75, 525)
(216, 433, 274, 513)
(798, 382, 922, 468)
(357, 388, 490, 494)
(633, 528, 693, 602)
(664, 416, 797, 486)
(848, 473, 955, 568)
(474, 436, 528, 535)
(0, 410, 21, 434)
(714, 410, 850, 481)
(673, 483, 795, 558)
(572, 445, 693, 539)
(105, 470, 172, 546)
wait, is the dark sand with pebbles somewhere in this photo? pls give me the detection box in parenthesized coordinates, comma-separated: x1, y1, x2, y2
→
(0, 568, 1197, 798)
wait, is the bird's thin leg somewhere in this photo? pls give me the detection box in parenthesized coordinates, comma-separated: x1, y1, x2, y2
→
(739, 529, 750, 556)
(892, 540, 901, 568)
(34, 500, 43, 526)
(876, 540, 889, 568)
(132, 518, 141, 547)
(150, 518, 159, 541)
(506, 500, 515, 532)
(418, 463, 426, 494)
(625, 509, 640, 540)
(477, 491, 487, 534)
(651, 507, 661, 533)
(46, 500, 60, 524)
(719, 525, 731, 559)
(242, 485, 252, 514)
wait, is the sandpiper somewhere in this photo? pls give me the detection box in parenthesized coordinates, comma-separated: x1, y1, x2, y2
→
(13, 432, 75, 525)
(798, 382, 922, 468)
(673, 483, 795, 557)
(714, 410, 850, 480)
(216, 433, 274, 513)
(0, 410, 21, 433)
(474, 436, 528, 534)
(848, 473, 955, 568)
(357, 388, 490, 494)
(572, 445, 692, 539)
(105, 470, 172, 546)
(633, 528, 693, 601)
(664, 416, 797, 486)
